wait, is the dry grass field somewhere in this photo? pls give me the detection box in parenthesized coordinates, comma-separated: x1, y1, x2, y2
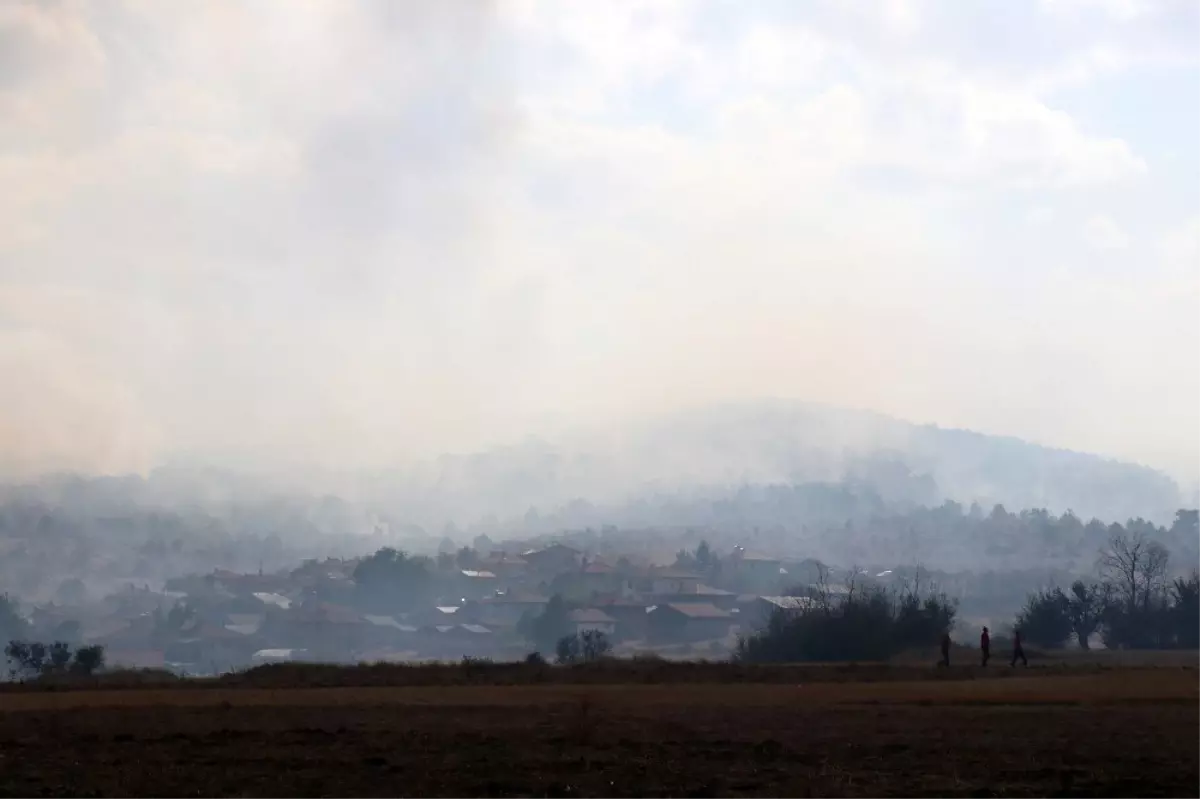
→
(0, 663, 1196, 797)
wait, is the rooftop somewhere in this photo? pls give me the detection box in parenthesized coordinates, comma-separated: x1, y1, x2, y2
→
(660, 602, 732, 620)
(568, 608, 617, 624)
(758, 596, 816, 611)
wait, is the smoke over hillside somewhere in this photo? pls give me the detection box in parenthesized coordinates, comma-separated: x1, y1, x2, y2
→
(353, 401, 1183, 529)
(1, 1, 1197, 492)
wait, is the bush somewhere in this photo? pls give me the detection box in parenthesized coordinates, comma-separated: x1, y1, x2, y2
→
(555, 630, 612, 665)
(735, 586, 957, 663)
(5, 640, 106, 680)
(71, 645, 106, 676)
(1014, 589, 1071, 649)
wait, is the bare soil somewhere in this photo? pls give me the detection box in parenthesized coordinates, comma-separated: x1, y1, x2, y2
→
(0, 667, 1195, 797)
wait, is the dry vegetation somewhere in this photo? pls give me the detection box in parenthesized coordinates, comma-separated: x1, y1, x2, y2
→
(0, 661, 1196, 797)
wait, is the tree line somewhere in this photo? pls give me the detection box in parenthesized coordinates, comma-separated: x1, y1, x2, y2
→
(1015, 530, 1199, 650)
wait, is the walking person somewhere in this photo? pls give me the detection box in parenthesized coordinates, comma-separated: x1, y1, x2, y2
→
(940, 632, 952, 668)
(1011, 629, 1028, 667)
(980, 626, 990, 667)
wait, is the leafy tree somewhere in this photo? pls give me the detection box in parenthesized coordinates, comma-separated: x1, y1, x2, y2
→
(555, 634, 578, 665)
(1066, 581, 1104, 649)
(153, 601, 196, 646)
(352, 548, 433, 613)
(523, 594, 570, 652)
(555, 630, 611, 664)
(579, 629, 612, 661)
(4, 640, 106, 679)
(673, 548, 697, 571)
(1170, 571, 1199, 649)
(47, 641, 72, 673)
(1014, 588, 1071, 649)
(4, 640, 29, 680)
(736, 585, 956, 663)
(4, 640, 46, 679)
(455, 546, 478, 569)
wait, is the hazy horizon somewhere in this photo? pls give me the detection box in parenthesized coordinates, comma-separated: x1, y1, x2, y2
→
(2, 1, 1197, 486)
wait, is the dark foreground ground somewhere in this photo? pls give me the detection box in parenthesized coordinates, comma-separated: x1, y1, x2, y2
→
(0, 664, 1196, 797)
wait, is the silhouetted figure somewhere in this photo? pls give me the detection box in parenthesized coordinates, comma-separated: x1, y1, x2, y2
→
(1011, 629, 1028, 667)
(940, 632, 951, 667)
(980, 626, 990, 667)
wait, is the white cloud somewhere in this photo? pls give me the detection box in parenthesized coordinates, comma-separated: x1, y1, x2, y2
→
(1027, 206, 1056, 225)
(1159, 213, 1200, 273)
(0, 0, 1195, 484)
(1083, 214, 1132, 250)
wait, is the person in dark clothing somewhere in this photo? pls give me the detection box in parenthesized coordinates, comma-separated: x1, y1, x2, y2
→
(940, 632, 952, 667)
(1011, 629, 1028, 667)
(980, 626, 990, 667)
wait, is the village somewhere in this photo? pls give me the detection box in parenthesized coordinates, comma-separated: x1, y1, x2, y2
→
(14, 539, 848, 674)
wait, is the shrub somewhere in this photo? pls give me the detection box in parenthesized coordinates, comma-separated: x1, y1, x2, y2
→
(5, 640, 106, 680)
(1014, 589, 1071, 649)
(71, 645, 106, 676)
(735, 586, 957, 663)
(555, 630, 612, 664)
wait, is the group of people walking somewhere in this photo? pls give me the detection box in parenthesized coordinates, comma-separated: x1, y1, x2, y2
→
(939, 627, 1027, 668)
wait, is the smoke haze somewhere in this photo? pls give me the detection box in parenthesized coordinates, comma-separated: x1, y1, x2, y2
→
(2, 0, 1198, 488)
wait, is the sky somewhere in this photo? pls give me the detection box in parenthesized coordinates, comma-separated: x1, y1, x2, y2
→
(1, 0, 1197, 485)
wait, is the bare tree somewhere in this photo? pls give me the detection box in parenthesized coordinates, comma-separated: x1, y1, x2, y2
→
(1097, 531, 1171, 613)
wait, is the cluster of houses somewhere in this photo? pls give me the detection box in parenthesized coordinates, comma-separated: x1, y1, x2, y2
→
(13, 542, 836, 674)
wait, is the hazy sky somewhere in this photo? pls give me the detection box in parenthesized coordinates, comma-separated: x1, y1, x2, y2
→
(1, 0, 1197, 483)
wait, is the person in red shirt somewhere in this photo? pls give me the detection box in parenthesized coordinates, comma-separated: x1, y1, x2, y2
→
(1011, 629, 1028, 667)
(980, 626, 990, 667)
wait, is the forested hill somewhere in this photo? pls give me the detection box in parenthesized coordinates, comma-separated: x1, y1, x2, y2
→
(364, 401, 1183, 527)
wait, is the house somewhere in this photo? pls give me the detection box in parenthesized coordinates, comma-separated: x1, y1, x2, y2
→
(252, 592, 293, 611)
(567, 608, 617, 637)
(461, 591, 548, 627)
(649, 583, 737, 610)
(729, 549, 785, 588)
(409, 605, 462, 626)
(458, 569, 499, 600)
(649, 568, 703, 595)
(647, 602, 734, 642)
(251, 648, 310, 665)
(224, 613, 265, 636)
(417, 623, 495, 659)
(479, 552, 528, 579)
(265, 602, 366, 661)
(594, 597, 650, 641)
(552, 559, 636, 602)
(165, 620, 259, 669)
(521, 543, 582, 575)
(362, 615, 419, 648)
(743, 596, 816, 629)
